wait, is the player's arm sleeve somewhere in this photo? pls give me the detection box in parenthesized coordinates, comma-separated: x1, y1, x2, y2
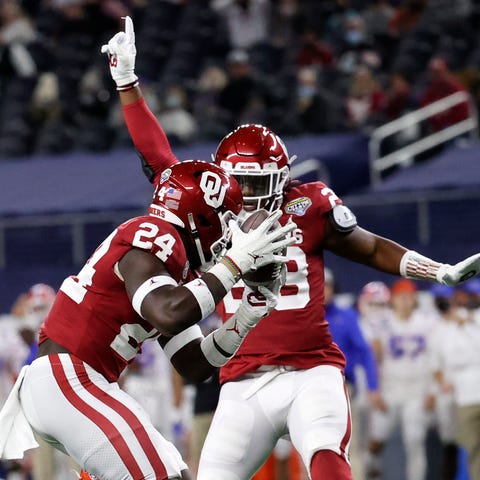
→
(349, 310, 379, 391)
(122, 98, 179, 183)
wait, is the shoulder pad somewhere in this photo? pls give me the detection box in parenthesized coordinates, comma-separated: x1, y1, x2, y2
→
(329, 204, 357, 232)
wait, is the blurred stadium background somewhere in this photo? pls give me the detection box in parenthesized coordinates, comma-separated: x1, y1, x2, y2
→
(1, 1, 480, 480)
(1, 0, 480, 308)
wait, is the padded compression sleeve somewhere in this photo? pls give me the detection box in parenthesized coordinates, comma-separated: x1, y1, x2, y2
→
(122, 98, 179, 183)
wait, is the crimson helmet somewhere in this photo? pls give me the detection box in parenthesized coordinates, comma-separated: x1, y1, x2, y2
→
(25, 283, 56, 313)
(358, 281, 391, 316)
(213, 124, 295, 211)
(149, 160, 243, 269)
(359, 281, 391, 305)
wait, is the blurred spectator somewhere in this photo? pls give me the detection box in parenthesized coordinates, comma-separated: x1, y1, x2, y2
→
(294, 26, 334, 68)
(211, 0, 271, 50)
(366, 279, 437, 480)
(269, 0, 300, 48)
(193, 65, 229, 140)
(378, 72, 420, 157)
(0, 0, 37, 78)
(363, 0, 394, 39)
(457, 66, 480, 116)
(217, 49, 267, 129)
(0, 294, 28, 479)
(420, 57, 469, 133)
(335, 12, 382, 74)
(388, 0, 427, 37)
(0, 0, 479, 156)
(458, 278, 480, 312)
(344, 64, 385, 130)
(431, 280, 480, 480)
(356, 280, 392, 479)
(357, 281, 392, 345)
(429, 284, 460, 480)
(157, 85, 198, 145)
(382, 72, 416, 121)
(325, 0, 361, 46)
(291, 66, 340, 133)
(0, 293, 29, 406)
(0, 0, 36, 45)
(341, 11, 368, 52)
(21, 283, 55, 363)
(31, 73, 60, 121)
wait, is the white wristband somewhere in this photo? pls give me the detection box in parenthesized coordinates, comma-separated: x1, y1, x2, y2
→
(184, 278, 216, 319)
(163, 325, 204, 360)
(208, 260, 239, 291)
(200, 331, 234, 367)
(400, 250, 445, 282)
(200, 306, 254, 367)
(132, 275, 178, 317)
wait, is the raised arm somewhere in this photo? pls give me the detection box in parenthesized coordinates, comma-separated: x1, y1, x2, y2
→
(102, 16, 178, 183)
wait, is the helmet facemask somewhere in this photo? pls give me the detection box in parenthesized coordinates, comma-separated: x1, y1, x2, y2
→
(189, 209, 237, 272)
(230, 165, 290, 212)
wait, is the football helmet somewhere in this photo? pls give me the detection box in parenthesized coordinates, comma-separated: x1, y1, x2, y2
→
(149, 160, 243, 269)
(25, 283, 56, 313)
(213, 124, 295, 211)
(359, 281, 391, 305)
(357, 281, 391, 317)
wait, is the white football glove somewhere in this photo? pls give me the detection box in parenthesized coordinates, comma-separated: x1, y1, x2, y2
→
(101, 16, 138, 88)
(437, 253, 480, 286)
(225, 210, 296, 275)
(200, 283, 279, 367)
(239, 283, 279, 329)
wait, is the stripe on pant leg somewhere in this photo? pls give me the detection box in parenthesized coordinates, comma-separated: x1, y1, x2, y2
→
(71, 359, 168, 479)
(49, 354, 144, 479)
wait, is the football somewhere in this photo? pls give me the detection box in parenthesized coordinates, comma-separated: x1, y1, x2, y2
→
(240, 209, 286, 288)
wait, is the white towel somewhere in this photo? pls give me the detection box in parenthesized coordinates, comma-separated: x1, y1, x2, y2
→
(0, 365, 39, 459)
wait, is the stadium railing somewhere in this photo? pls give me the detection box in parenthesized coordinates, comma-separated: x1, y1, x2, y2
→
(369, 91, 478, 185)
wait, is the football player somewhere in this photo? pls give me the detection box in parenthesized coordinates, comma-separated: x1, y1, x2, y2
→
(0, 159, 296, 480)
(365, 279, 438, 480)
(102, 17, 480, 480)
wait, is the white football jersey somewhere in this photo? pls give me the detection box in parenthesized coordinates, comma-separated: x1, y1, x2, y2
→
(376, 309, 437, 401)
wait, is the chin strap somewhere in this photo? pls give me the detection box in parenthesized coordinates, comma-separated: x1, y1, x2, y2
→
(187, 212, 208, 268)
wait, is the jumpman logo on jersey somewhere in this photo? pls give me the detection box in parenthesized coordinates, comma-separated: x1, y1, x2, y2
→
(226, 319, 241, 336)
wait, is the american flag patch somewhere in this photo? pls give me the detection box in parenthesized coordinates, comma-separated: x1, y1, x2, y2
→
(165, 199, 180, 210)
(167, 188, 182, 200)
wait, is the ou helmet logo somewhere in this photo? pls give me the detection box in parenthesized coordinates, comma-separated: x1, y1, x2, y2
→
(200, 171, 226, 208)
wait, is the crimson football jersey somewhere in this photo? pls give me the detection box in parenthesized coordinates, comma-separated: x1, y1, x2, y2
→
(39, 215, 194, 382)
(123, 99, 346, 383)
(218, 182, 346, 383)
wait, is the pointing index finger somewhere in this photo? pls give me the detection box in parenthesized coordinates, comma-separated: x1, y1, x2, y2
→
(124, 16, 135, 43)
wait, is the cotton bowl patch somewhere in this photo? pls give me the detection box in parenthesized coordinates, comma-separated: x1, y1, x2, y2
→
(285, 197, 312, 216)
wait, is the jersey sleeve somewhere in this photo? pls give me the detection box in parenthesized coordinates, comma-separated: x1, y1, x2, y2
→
(301, 181, 343, 219)
(122, 98, 180, 184)
(117, 216, 190, 284)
